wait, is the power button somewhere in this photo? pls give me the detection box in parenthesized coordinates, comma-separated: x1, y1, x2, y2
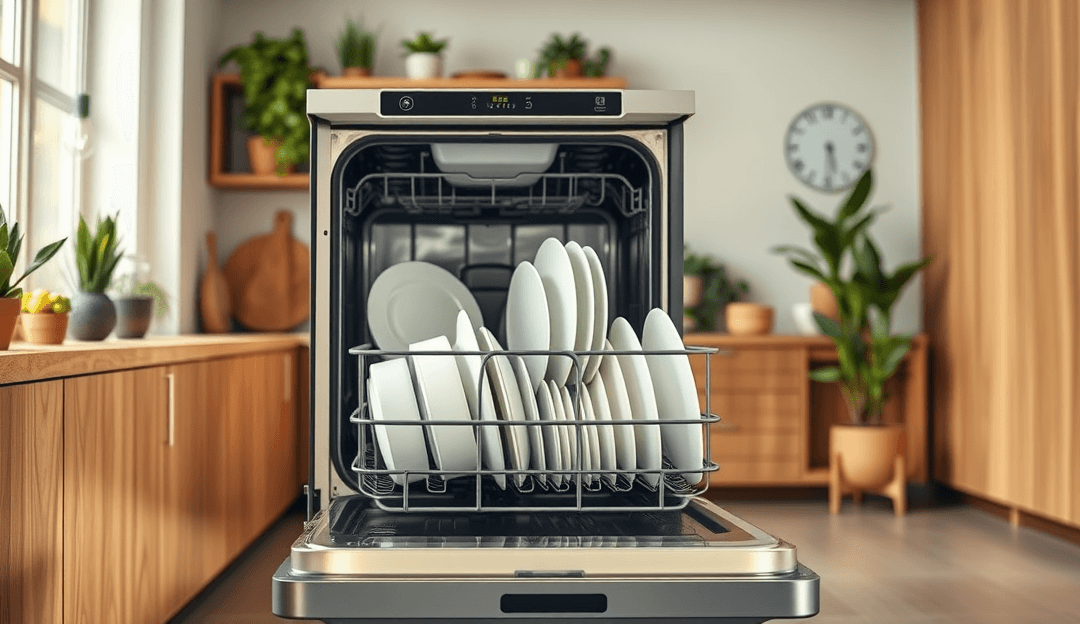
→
(398, 96, 414, 111)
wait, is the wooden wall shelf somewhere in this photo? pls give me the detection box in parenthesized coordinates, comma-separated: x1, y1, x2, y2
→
(313, 75, 628, 89)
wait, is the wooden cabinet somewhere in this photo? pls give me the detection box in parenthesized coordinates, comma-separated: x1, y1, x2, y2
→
(686, 334, 928, 487)
(920, 0, 1080, 529)
(64, 368, 170, 624)
(60, 349, 301, 624)
(0, 381, 64, 624)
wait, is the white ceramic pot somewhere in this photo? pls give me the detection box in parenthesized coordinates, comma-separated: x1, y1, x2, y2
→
(405, 53, 443, 79)
(792, 303, 820, 336)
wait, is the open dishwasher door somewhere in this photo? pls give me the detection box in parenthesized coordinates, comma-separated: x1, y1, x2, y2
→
(273, 495, 818, 623)
(279, 89, 819, 622)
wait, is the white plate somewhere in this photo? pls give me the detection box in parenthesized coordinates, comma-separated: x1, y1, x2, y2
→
(477, 328, 530, 488)
(511, 355, 546, 487)
(586, 372, 618, 487)
(559, 385, 590, 487)
(367, 360, 428, 486)
(582, 246, 609, 384)
(597, 339, 637, 477)
(548, 380, 574, 488)
(408, 336, 478, 478)
(578, 384, 602, 486)
(642, 308, 704, 485)
(564, 242, 595, 384)
(505, 261, 550, 391)
(608, 318, 663, 489)
(534, 383, 565, 488)
(452, 311, 506, 490)
(533, 238, 577, 385)
(368, 262, 483, 353)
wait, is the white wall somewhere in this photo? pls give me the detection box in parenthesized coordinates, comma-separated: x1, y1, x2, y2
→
(208, 0, 921, 333)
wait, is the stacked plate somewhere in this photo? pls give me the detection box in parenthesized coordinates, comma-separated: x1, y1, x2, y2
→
(363, 238, 707, 491)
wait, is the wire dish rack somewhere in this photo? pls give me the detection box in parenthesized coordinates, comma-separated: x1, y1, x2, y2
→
(348, 343, 721, 513)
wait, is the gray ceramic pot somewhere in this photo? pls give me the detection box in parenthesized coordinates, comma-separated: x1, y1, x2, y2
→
(70, 292, 116, 341)
(115, 296, 153, 339)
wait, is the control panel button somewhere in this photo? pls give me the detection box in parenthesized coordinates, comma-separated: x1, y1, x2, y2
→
(398, 96, 414, 111)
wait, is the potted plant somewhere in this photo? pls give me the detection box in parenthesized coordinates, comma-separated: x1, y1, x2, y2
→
(71, 213, 124, 341)
(336, 18, 377, 77)
(0, 205, 67, 350)
(20, 290, 71, 345)
(773, 170, 931, 515)
(112, 257, 169, 339)
(218, 29, 313, 176)
(683, 246, 748, 332)
(534, 33, 612, 78)
(401, 32, 448, 79)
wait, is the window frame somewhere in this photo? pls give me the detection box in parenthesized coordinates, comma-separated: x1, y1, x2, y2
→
(1, 0, 87, 267)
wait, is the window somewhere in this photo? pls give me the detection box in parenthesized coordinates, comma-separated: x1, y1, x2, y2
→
(1, 0, 87, 290)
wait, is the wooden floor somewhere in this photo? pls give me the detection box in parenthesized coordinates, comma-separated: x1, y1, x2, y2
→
(169, 497, 1080, 623)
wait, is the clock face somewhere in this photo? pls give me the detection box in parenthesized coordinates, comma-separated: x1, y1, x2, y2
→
(784, 103, 874, 192)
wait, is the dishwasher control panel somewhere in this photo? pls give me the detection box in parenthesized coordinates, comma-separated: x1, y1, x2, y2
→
(380, 91, 623, 117)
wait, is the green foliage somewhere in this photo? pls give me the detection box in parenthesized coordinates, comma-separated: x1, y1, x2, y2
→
(772, 170, 931, 425)
(0, 204, 66, 299)
(534, 33, 612, 77)
(114, 273, 170, 319)
(337, 18, 377, 69)
(684, 246, 749, 332)
(218, 29, 312, 174)
(75, 213, 124, 294)
(401, 32, 447, 54)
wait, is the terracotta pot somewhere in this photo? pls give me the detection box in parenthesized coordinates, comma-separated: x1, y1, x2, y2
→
(246, 137, 295, 176)
(682, 313, 698, 333)
(551, 58, 583, 78)
(21, 312, 69, 345)
(725, 302, 774, 336)
(0, 297, 19, 350)
(810, 282, 839, 321)
(342, 66, 372, 77)
(683, 275, 703, 308)
(830, 424, 904, 489)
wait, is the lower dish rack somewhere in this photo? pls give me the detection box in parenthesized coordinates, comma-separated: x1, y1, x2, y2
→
(348, 344, 721, 513)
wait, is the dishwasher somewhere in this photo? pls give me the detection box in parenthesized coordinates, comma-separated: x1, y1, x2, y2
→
(272, 88, 819, 623)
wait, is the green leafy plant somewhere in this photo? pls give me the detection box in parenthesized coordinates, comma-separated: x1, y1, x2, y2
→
(401, 32, 447, 54)
(684, 246, 749, 332)
(114, 275, 169, 319)
(218, 29, 313, 174)
(534, 33, 611, 77)
(773, 171, 931, 425)
(75, 213, 124, 294)
(336, 18, 377, 70)
(0, 204, 66, 299)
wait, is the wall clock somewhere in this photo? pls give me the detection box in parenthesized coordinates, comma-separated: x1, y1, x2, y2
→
(784, 103, 874, 192)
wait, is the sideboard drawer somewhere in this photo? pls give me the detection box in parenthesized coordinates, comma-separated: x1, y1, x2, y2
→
(690, 348, 805, 393)
(709, 459, 803, 484)
(702, 392, 803, 432)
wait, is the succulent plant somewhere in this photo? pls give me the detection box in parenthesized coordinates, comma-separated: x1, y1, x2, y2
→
(401, 32, 447, 55)
(337, 18, 377, 70)
(0, 203, 66, 300)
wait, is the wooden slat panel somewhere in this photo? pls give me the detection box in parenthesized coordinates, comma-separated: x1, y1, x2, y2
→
(0, 381, 63, 624)
(710, 459, 803, 485)
(921, 0, 1080, 526)
(709, 430, 801, 461)
(702, 393, 803, 432)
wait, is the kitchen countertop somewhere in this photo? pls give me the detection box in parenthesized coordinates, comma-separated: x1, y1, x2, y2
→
(0, 333, 308, 386)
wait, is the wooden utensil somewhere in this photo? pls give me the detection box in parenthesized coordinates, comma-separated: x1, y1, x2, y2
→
(223, 211, 309, 331)
(200, 232, 231, 333)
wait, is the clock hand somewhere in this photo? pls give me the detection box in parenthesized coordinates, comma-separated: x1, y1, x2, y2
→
(825, 142, 837, 174)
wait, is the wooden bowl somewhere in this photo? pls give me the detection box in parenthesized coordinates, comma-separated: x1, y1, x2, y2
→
(21, 312, 69, 345)
(725, 303, 774, 336)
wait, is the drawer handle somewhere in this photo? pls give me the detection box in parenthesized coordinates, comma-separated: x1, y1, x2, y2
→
(166, 373, 175, 447)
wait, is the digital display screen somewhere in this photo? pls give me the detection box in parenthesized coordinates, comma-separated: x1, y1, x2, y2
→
(380, 91, 623, 117)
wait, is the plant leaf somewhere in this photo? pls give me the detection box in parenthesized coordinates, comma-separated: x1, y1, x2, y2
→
(0, 250, 12, 290)
(788, 260, 828, 283)
(812, 311, 842, 339)
(839, 170, 873, 220)
(9, 238, 67, 289)
(809, 366, 841, 383)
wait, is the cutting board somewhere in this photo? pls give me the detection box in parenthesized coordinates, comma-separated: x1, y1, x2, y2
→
(200, 232, 232, 333)
(223, 211, 310, 331)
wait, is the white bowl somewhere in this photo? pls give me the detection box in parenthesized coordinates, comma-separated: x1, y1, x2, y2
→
(408, 335, 478, 478)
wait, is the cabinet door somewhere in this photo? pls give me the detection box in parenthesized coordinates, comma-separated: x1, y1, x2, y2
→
(0, 380, 64, 624)
(64, 368, 169, 624)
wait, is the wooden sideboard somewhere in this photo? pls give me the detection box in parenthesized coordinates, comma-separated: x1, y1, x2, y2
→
(685, 333, 928, 487)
